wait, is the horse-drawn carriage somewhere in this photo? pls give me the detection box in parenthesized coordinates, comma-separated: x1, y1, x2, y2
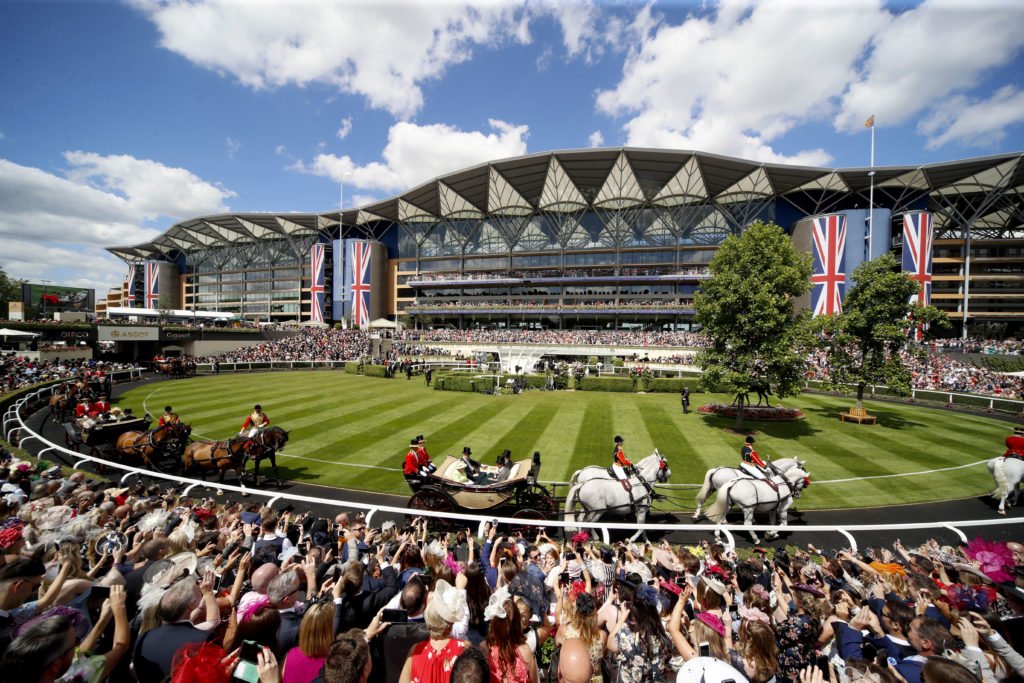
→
(405, 452, 557, 527)
(64, 416, 190, 473)
(153, 357, 196, 379)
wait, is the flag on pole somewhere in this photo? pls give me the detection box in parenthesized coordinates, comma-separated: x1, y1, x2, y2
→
(309, 243, 326, 323)
(144, 261, 160, 309)
(865, 114, 875, 128)
(810, 214, 848, 316)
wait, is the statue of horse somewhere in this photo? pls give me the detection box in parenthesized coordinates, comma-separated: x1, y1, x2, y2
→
(183, 437, 253, 485)
(114, 422, 192, 471)
(988, 456, 1024, 514)
(565, 451, 671, 540)
(702, 466, 811, 543)
(693, 457, 805, 520)
(244, 426, 289, 486)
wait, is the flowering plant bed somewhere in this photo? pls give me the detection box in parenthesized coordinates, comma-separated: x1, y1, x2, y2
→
(698, 403, 804, 421)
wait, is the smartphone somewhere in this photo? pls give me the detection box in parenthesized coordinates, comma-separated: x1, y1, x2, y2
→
(213, 573, 224, 592)
(646, 578, 658, 587)
(382, 608, 408, 623)
(674, 576, 687, 585)
(698, 641, 711, 658)
(560, 572, 570, 585)
(565, 551, 577, 561)
(232, 641, 260, 683)
(91, 585, 111, 600)
(816, 655, 831, 674)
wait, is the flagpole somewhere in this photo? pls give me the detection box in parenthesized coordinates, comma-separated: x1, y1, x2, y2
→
(868, 119, 875, 259)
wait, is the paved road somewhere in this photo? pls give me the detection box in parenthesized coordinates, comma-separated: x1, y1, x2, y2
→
(19, 376, 1023, 552)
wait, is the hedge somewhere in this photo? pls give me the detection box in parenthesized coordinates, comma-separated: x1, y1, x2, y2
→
(362, 365, 388, 378)
(345, 362, 360, 374)
(647, 377, 703, 393)
(580, 376, 636, 392)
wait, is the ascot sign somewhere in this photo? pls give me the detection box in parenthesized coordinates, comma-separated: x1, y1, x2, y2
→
(98, 326, 159, 341)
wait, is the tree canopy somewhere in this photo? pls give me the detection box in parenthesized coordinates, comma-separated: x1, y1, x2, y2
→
(0, 266, 22, 317)
(694, 221, 812, 428)
(810, 252, 948, 407)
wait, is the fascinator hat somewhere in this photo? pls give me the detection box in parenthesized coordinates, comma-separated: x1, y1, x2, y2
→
(484, 586, 513, 621)
(428, 579, 468, 625)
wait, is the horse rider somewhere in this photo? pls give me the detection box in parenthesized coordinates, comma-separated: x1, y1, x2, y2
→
(611, 435, 634, 492)
(240, 404, 270, 437)
(1004, 426, 1024, 461)
(459, 446, 481, 482)
(416, 435, 436, 474)
(75, 397, 91, 419)
(740, 435, 777, 491)
(158, 406, 180, 427)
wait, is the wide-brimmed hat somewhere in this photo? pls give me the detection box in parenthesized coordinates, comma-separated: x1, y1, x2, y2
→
(144, 551, 199, 587)
(37, 505, 75, 531)
(701, 575, 728, 596)
(428, 579, 467, 624)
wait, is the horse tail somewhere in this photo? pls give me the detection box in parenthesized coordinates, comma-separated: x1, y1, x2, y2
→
(992, 457, 1010, 499)
(705, 479, 737, 525)
(564, 483, 582, 531)
(695, 468, 717, 506)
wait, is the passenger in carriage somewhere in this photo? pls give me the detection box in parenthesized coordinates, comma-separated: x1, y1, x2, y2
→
(495, 449, 513, 483)
(458, 447, 481, 483)
(88, 395, 110, 418)
(416, 435, 436, 474)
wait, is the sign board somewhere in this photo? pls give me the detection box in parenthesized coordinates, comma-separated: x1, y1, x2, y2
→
(97, 326, 159, 341)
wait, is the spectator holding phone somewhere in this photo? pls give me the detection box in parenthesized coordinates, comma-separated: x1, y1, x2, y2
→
(607, 583, 670, 682)
(281, 601, 334, 683)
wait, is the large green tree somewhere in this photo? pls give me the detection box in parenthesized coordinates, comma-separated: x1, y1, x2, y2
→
(695, 221, 813, 429)
(811, 252, 948, 409)
(0, 266, 23, 317)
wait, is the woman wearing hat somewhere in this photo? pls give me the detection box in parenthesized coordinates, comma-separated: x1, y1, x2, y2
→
(398, 579, 468, 683)
(484, 587, 538, 683)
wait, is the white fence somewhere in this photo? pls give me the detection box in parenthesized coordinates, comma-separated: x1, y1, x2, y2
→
(4, 382, 1021, 552)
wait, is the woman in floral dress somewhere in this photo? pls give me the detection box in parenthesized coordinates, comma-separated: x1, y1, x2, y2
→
(606, 585, 670, 683)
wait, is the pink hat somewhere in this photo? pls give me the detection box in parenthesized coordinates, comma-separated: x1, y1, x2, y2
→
(696, 611, 726, 637)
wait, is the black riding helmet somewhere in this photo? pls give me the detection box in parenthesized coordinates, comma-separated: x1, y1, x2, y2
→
(745, 435, 756, 444)
(614, 435, 624, 444)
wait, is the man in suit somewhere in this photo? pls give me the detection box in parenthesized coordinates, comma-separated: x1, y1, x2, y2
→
(459, 447, 481, 482)
(369, 576, 429, 683)
(132, 578, 212, 680)
(270, 570, 304, 657)
(680, 386, 690, 414)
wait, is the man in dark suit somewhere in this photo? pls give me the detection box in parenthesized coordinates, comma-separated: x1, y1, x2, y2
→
(132, 578, 211, 680)
(369, 577, 429, 683)
(459, 447, 481, 482)
(270, 569, 304, 657)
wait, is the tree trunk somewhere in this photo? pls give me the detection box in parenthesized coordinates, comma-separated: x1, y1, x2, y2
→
(735, 393, 746, 431)
(855, 383, 865, 410)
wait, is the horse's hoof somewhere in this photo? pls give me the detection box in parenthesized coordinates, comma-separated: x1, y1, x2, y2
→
(999, 509, 1007, 515)
(216, 489, 224, 496)
(691, 514, 701, 521)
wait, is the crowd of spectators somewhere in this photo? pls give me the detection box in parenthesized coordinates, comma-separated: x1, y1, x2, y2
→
(407, 266, 709, 283)
(0, 358, 135, 398)
(408, 300, 693, 311)
(199, 330, 372, 363)
(933, 339, 1024, 356)
(0, 449, 1022, 683)
(398, 329, 709, 348)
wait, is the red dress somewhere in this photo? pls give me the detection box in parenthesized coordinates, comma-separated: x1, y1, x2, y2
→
(409, 639, 466, 683)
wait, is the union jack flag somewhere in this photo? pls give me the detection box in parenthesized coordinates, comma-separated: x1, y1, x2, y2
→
(144, 261, 160, 309)
(349, 241, 371, 328)
(902, 212, 933, 307)
(810, 214, 847, 316)
(310, 243, 326, 323)
(125, 265, 136, 308)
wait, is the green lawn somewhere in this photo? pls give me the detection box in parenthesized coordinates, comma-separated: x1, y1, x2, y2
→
(117, 372, 1005, 510)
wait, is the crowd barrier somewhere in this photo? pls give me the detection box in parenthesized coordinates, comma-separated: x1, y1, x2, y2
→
(5, 383, 1020, 553)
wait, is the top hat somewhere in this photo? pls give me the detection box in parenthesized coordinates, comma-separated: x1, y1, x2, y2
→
(501, 448, 511, 457)
(410, 438, 419, 445)
(417, 435, 425, 442)
(462, 447, 472, 456)
(1014, 427, 1024, 435)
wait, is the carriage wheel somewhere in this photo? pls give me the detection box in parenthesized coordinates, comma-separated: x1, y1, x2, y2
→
(508, 509, 547, 537)
(407, 488, 456, 530)
(149, 449, 182, 474)
(516, 484, 558, 517)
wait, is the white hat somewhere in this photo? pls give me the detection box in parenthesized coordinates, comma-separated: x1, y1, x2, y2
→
(677, 657, 750, 683)
(428, 579, 468, 625)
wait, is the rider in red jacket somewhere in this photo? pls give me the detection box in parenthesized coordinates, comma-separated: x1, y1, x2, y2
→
(611, 435, 633, 492)
(1005, 427, 1024, 460)
(740, 435, 777, 490)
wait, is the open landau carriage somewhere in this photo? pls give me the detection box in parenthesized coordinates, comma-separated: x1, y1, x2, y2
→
(405, 452, 557, 527)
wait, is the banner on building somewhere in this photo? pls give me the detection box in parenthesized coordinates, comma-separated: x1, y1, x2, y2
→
(126, 265, 136, 308)
(902, 212, 933, 307)
(309, 243, 326, 323)
(810, 213, 847, 316)
(144, 261, 160, 309)
(347, 241, 372, 328)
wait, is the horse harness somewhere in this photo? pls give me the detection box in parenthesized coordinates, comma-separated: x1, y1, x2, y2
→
(728, 475, 801, 510)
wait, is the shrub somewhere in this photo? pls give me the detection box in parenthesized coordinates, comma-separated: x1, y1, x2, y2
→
(580, 376, 636, 392)
(344, 362, 360, 374)
(362, 365, 387, 378)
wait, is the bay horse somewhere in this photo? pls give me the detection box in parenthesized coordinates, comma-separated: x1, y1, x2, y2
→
(245, 426, 289, 486)
(182, 437, 253, 485)
(48, 383, 83, 423)
(114, 422, 192, 471)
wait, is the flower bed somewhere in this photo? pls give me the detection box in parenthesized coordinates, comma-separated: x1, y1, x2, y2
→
(697, 403, 804, 421)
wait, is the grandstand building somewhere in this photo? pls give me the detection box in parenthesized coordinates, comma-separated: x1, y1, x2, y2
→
(106, 149, 1024, 334)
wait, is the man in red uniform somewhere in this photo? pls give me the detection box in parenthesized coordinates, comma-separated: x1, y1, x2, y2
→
(88, 395, 111, 418)
(240, 404, 270, 437)
(740, 435, 776, 490)
(158, 406, 180, 426)
(611, 435, 633, 492)
(1004, 427, 1024, 460)
(416, 435, 436, 474)
(403, 438, 421, 477)
(75, 398, 91, 419)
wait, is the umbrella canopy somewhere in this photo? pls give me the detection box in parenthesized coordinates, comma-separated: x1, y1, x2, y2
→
(0, 328, 39, 338)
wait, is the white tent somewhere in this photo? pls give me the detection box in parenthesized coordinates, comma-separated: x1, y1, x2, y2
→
(300, 320, 329, 328)
(368, 318, 400, 329)
(0, 328, 39, 341)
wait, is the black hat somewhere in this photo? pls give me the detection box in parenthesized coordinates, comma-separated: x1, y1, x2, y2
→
(462, 447, 472, 456)
(501, 448, 511, 457)
(614, 435, 624, 443)
(254, 404, 262, 411)
(411, 438, 419, 446)
(745, 435, 756, 444)
(164, 406, 173, 412)
(1014, 426, 1024, 435)
(417, 435, 425, 442)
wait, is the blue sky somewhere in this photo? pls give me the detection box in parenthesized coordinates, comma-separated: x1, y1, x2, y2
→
(1, 0, 1022, 296)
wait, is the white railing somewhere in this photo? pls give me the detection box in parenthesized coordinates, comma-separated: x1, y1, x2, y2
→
(5, 384, 1019, 553)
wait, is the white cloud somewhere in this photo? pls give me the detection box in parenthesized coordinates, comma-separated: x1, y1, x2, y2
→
(0, 153, 234, 292)
(918, 86, 1024, 150)
(597, 0, 1024, 163)
(291, 119, 529, 196)
(588, 130, 604, 147)
(132, 0, 534, 119)
(836, 0, 1024, 134)
(225, 136, 240, 159)
(274, 144, 289, 157)
(336, 116, 353, 140)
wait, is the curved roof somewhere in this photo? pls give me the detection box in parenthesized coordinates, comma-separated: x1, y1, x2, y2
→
(107, 148, 1024, 262)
